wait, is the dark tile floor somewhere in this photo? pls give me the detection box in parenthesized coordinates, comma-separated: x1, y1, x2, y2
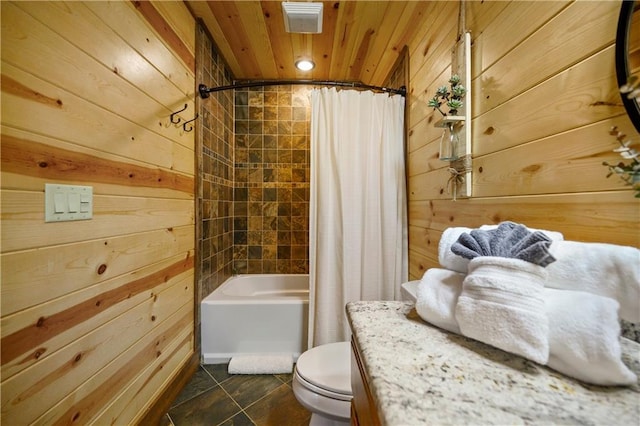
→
(161, 363, 312, 426)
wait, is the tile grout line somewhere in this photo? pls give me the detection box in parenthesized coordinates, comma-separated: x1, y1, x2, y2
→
(169, 365, 220, 411)
(177, 364, 303, 426)
(237, 380, 295, 419)
(214, 369, 296, 426)
(201, 363, 222, 384)
(213, 376, 261, 426)
(198, 364, 255, 424)
(165, 412, 177, 426)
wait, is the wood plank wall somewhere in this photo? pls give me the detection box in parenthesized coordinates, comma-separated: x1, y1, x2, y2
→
(407, 0, 640, 280)
(1, 1, 196, 423)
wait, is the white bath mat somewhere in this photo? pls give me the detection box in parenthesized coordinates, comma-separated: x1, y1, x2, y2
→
(228, 353, 293, 374)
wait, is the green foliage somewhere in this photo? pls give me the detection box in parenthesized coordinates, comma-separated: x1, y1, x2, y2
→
(447, 99, 464, 111)
(602, 126, 640, 198)
(429, 74, 467, 116)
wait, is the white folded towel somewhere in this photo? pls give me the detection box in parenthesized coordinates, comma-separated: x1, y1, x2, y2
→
(545, 241, 640, 322)
(416, 268, 464, 334)
(415, 269, 637, 385)
(455, 257, 550, 364)
(439, 225, 564, 273)
(544, 288, 637, 385)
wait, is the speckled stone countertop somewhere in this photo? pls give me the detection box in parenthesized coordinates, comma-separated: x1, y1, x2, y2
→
(346, 301, 640, 426)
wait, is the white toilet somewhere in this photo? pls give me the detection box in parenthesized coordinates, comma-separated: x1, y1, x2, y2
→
(292, 341, 352, 426)
(293, 281, 419, 425)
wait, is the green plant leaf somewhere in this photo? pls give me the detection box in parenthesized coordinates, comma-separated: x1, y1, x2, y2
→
(436, 85, 449, 97)
(447, 99, 463, 110)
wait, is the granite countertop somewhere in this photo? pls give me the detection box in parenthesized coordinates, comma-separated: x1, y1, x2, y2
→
(346, 301, 640, 426)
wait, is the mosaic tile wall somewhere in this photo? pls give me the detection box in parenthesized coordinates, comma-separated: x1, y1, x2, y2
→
(385, 46, 409, 93)
(233, 85, 311, 274)
(195, 24, 235, 348)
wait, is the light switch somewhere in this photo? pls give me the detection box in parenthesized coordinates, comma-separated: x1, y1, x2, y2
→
(68, 192, 80, 213)
(45, 184, 93, 222)
(54, 191, 66, 213)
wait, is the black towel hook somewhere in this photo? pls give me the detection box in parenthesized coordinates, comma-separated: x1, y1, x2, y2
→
(183, 113, 199, 132)
(170, 104, 188, 124)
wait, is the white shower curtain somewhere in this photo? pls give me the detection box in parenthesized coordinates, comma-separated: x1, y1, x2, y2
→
(308, 87, 408, 347)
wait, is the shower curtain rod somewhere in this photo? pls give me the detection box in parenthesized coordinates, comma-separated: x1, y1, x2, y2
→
(198, 81, 406, 98)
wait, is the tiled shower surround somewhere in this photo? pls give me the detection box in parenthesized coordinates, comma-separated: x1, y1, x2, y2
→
(196, 23, 311, 323)
(233, 86, 311, 274)
(195, 25, 235, 347)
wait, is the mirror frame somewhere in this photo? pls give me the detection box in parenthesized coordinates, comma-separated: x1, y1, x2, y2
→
(616, 0, 640, 133)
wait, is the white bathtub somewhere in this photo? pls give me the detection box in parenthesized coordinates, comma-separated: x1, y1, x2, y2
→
(201, 274, 309, 364)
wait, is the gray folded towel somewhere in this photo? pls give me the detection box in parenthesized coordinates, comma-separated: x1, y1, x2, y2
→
(451, 221, 556, 266)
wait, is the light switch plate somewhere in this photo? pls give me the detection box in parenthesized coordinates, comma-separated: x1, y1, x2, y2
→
(45, 184, 93, 222)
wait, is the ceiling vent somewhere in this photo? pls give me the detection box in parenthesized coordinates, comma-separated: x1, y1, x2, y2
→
(282, 2, 323, 34)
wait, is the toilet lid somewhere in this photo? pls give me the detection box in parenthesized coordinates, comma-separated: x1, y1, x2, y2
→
(296, 341, 351, 395)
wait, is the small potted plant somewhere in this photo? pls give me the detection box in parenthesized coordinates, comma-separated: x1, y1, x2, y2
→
(429, 75, 467, 161)
(428, 74, 467, 117)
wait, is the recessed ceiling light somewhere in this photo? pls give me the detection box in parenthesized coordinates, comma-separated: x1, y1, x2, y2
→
(295, 59, 315, 71)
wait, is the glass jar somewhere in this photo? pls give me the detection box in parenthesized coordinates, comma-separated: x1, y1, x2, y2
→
(439, 121, 462, 161)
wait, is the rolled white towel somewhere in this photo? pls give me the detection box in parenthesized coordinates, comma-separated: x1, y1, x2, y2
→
(455, 256, 550, 364)
(415, 271, 637, 385)
(415, 268, 464, 334)
(545, 241, 640, 322)
(438, 225, 564, 273)
(545, 288, 637, 386)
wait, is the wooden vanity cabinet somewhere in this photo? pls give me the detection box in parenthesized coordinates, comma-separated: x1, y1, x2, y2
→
(350, 337, 381, 426)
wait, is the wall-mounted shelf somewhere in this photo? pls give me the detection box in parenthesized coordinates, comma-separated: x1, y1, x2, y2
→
(448, 32, 471, 199)
(434, 116, 465, 128)
(428, 32, 471, 200)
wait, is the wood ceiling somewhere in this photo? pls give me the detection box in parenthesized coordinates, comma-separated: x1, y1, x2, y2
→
(185, 1, 432, 85)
